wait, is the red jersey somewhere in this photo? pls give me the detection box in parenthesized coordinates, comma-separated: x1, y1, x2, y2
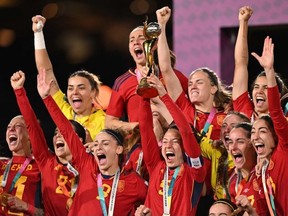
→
(228, 169, 269, 215)
(14, 88, 75, 216)
(175, 91, 226, 141)
(43, 96, 147, 216)
(175, 91, 226, 198)
(106, 68, 188, 122)
(0, 156, 41, 216)
(233, 91, 255, 120)
(266, 86, 288, 215)
(139, 94, 206, 215)
(124, 143, 149, 182)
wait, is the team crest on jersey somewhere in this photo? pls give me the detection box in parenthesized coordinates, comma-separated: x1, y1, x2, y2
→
(252, 179, 259, 191)
(268, 160, 274, 170)
(217, 115, 225, 126)
(54, 164, 62, 171)
(117, 180, 125, 192)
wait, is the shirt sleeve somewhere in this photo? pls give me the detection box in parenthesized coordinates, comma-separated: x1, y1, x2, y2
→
(175, 91, 195, 123)
(139, 97, 161, 174)
(14, 88, 51, 169)
(268, 86, 288, 151)
(233, 91, 254, 119)
(160, 94, 205, 182)
(43, 95, 93, 170)
(106, 90, 125, 118)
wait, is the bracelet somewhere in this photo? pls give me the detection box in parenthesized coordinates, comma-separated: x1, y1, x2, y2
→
(34, 31, 46, 50)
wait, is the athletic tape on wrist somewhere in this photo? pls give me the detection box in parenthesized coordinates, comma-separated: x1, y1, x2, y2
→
(34, 31, 46, 50)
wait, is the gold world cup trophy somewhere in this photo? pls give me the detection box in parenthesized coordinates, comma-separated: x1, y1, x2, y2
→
(136, 17, 161, 98)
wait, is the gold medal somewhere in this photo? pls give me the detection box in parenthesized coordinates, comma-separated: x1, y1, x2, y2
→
(0, 193, 9, 207)
(66, 197, 73, 211)
(0, 187, 3, 194)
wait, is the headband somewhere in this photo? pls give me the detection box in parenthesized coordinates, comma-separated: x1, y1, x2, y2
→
(101, 129, 124, 146)
(212, 199, 236, 212)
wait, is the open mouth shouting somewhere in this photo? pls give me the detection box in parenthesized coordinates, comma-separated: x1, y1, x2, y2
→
(255, 95, 266, 107)
(8, 134, 18, 146)
(134, 47, 144, 59)
(55, 140, 65, 150)
(165, 151, 175, 162)
(97, 153, 107, 165)
(71, 97, 83, 109)
(254, 142, 265, 155)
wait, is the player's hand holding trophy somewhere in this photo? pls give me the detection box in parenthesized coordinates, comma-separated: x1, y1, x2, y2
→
(136, 17, 161, 98)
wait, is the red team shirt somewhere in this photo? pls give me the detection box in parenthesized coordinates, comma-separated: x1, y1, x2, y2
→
(14, 88, 76, 216)
(175, 91, 226, 141)
(233, 91, 255, 121)
(43, 95, 147, 216)
(228, 168, 269, 215)
(106, 68, 188, 180)
(139, 94, 206, 216)
(106, 68, 188, 122)
(175, 91, 227, 197)
(0, 156, 41, 216)
(124, 143, 149, 182)
(266, 86, 288, 215)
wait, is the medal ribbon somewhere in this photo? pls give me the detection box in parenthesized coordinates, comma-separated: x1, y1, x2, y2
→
(261, 160, 276, 216)
(194, 107, 216, 138)
(136, 151, 143, 175)
(67, 162, 79, 197)
(235, 169, 243, 196)
(1, 157, 32, 193)
(97, 168, 120, 216)
(163, 166, 180, 215)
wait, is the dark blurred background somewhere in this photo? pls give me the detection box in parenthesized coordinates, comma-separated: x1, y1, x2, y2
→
(0, 0, 173, 155)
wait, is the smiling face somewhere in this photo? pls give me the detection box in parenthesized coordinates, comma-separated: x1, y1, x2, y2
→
(53, 128, 72, 162)
(161, 128, 184, 168)
(93, 132, 123, 175)
(221, 114, 246, 151)
(252, 76, 269, 115)
(251, 119, 276, 159)
(129, 27, 146, 67)
(188, 70, 217, 107)
(67, 76, 96, 117)
(6, 116, 30, 156)
(228, 127, 256, 171)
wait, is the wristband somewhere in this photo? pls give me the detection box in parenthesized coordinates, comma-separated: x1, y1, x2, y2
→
(34, 31, 46, 50)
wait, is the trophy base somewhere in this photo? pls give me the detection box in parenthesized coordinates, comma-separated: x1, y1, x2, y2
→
(136, 86, 158, 98)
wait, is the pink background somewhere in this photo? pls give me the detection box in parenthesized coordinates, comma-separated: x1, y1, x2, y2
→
(174, 1, 288, 82)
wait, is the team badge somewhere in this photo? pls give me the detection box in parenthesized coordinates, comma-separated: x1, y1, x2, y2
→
(252, 179, 259, 191)
(217, 115, 225, 126)
(117, 180, 125, 192)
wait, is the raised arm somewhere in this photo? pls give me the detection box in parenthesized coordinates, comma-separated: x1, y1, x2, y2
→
(232, 6, 253, 100)
(148, 74, 200, 157)
(32, 15, 59, 96)
(105, 114, 139, 132)
(148, 74, 205, 181)
(10, 71, 50, 166)
(252, 37, 288, 146)
(251, 37, 276, 87)
(138, 95, 161, 173)
(156, 6, 183, 101)
(37, 68, 88, 164)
